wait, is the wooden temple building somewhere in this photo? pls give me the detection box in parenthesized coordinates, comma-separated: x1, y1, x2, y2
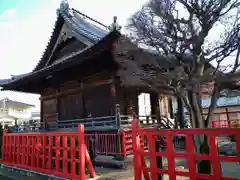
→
(0, 1, 174, 133)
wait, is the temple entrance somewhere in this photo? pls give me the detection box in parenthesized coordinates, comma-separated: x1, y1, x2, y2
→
(138, 93, 153, 124)
(138, 93, 151, 118)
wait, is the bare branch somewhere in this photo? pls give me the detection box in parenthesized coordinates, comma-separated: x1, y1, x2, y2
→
(126, 0, 240, 129)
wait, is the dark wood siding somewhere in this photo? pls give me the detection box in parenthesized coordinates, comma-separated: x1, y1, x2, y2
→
(114, 83, 139, 116)
(58, 92, 84, 120)
(56, 76, 114, 120)
(115, 84, 127, 115)
(150, 93, 159, 116)
(125, 88, 139, 116)
(83, 84, 114, 118)
(41, 71, 116, 127)
(42, 98, 57, 128)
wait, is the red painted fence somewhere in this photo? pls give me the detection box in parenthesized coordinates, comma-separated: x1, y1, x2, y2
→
(212, 120, 240, 128)
(84, 129, 134, 157)
(1, 125, 96, 180)
(122, 129, 134, 156)
(132, 119, 240, 180)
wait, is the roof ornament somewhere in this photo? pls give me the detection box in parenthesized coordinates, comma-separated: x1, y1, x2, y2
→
(109, 16, 122, 32)
(58, 0, 73, 17)
(60, 0, 69, 11)
(10, 75, 15, 80)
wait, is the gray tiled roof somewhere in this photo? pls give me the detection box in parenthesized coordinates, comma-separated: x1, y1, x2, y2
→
(0, 98, 35, 109)
(0, 73, 31, 86)
(63, 10, 108, 42)
(33, 1, 110, 71)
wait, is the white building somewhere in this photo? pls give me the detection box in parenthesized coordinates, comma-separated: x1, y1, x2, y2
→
(0, 97, 37, 127)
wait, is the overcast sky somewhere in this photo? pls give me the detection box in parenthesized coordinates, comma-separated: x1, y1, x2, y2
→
(0, 0, 146, 110)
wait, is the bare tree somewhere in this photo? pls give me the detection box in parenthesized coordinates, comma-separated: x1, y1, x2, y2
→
(127, 0, 240, 174)
(127, 0, 240, 127)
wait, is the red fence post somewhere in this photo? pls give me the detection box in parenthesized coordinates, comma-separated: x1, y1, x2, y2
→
(36, 136, 41, 170)
(56, 136, 60, 172)
(26, 136, 30, 167)
(84, 144, 97, 178)
(48, 136, 53, 170)
(209, 135, 221, 179)
(132, 119, 142, 180)
(17, 135, 20, 165)
(186, 135, 197, 179)
(121, 129, 127, 157)
(78, 124, 86, 180)
(1, 129, 7, 161)
(31, 136, 36, 168)
(70, 134, 76, 178)
(63, 136, 68, 176)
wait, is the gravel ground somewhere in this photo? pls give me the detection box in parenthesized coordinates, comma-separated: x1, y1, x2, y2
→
(93, 157, 240, 180)
(93, 158, 188, 180)
(0, 174, 14, 180)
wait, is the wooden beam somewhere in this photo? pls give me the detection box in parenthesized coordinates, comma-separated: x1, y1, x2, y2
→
(40, 100, 44, 127)
(56, 88, 59, 120)
(226, 107, 230, 121)
(40, 79, 113, 100)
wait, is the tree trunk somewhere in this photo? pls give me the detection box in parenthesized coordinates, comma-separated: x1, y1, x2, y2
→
(198, 136, 211, 176)
(187, 91, 211, 176)
(205, 84, 220, 127)
(187, 91, 205, 128)
(177, 98, 185, 128)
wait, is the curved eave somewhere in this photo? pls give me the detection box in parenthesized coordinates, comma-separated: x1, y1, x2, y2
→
(34, 16, 64, 71)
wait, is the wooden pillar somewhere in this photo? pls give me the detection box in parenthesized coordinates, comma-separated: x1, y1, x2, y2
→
(111, 79, 121, 128)
(168, 97, 174, 119)
(226, 107, 230, 121)
(177, 98, 185, 128)
(150, 93, 160, 121)
(110, 79, 116, 115)
(40, 98, 44, 128)
(114, 77, 126, 115)
(56, 88, 59, 128)
(125, 88, 138, 116)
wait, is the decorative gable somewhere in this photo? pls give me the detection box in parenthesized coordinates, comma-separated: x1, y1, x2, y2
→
(33, 1, 109, 71)
(45, 23, 89, 66)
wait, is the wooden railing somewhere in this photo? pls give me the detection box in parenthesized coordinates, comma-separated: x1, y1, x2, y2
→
(8, 122, 45, 133)
(57, 116, 118, 130)
(12, 115, 175, 133)
(55, 115, 175, 130)
(120, 115, 175, 129)
(120, 115, 158, 128)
